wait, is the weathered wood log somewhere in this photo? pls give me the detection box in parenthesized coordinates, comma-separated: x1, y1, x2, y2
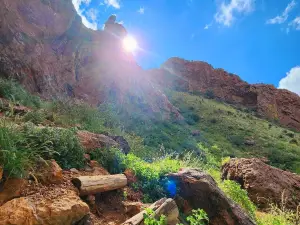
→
(122, 198, 179, 225)
(122, 198, 167, 225)
(72, 174, 127, 196)
(152, 198, 179, 224)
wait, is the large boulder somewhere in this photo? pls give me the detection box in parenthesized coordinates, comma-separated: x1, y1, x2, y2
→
(77, 130, 118, 153)
(168, 168, 255, 225)
(108, 135, 130, 154)
(222, 158, 300, 210)
(0, 189, 89, 225)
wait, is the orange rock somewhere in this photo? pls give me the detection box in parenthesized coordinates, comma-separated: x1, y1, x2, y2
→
(0, 190, 89, 225)
(0, 178, 28, 206)
(35, 160, 63, 184)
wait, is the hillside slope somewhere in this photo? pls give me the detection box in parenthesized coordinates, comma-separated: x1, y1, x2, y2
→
(149, 58, 300, 131)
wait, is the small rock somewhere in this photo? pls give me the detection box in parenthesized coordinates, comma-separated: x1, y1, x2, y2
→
(84, 154, 91, 162)
(70, 168, 80, 174)
(0, 178, 28, 206)
(123, 169, 137, 184)
(123, 201, 143, 217)
(244, 139, 255, 146)
(191, 130, 201, 136)
(89, 160, 101, 168)
(35, 159, 63, 184)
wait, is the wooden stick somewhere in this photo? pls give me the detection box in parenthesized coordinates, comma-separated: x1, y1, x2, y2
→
(72, 174, 127, 196)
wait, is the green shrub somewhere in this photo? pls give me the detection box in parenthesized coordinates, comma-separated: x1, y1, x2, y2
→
(90, 147, 124, 174)
(186, 209, 209, 225)
(220, 180, 256, 219)
(257, 204, 299, 225)
(204, 90, 215, 99)
(228, 135, 244, 146)
(23, 110, 47, 124)
(0, 126, 35, 177)
(122, 154, 181, 202)
(0, 78, 41, 108)
(22, 124, 85, 169)
(143, 208, 167, 225)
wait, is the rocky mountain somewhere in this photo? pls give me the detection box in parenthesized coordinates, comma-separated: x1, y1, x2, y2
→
(1, 0, 300, 130)
(149, 58, 300, 131)
(0, 0, 179, 119)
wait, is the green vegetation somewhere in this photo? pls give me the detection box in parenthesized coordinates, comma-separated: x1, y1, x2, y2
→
(0, 78, 299, 224)
(143, 208, 167, 225)
(143, 208, 209, 225)
(186, 209, 209, 225)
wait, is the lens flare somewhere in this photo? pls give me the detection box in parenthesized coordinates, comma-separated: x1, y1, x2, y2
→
(123, 36, 138, 52)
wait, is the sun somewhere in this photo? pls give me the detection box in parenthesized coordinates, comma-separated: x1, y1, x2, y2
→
(123, 36, 138, 53)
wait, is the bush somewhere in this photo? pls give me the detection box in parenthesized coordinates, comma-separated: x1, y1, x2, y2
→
(22, 124, 85, 169)
(0, 126, 35, 178)
(204, 90, 215, 99)
(220, 180, 256, 219)
(186, 209, 209, 225)
(0, 78, 41, 108)
(122, 154, 181, 202)
(228, 135, 244, 146)
(143, 208, 166, 225)
(90, 148, 124, 174)
(23, 110, 47, 124)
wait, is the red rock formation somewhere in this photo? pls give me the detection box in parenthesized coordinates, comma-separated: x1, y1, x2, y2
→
(0, 0, 180, 119)
(222, 158, 300, 210)
(150, 57, 300, 130)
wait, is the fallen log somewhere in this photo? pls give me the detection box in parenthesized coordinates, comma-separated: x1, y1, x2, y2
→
(152, 198, 179, 224)
(122, 198, 167, 225)
(122, 198, 179, 225)
(72, 174, 127, 196)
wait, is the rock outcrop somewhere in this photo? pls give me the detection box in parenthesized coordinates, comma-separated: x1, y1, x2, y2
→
(150, 58, 300, 131)
(0, 189, 89, 225)
(0, 0, 180, 119)
(168, 168, 256, 225)
(77, 130, 118, 152)
(222, 158, 300, 210)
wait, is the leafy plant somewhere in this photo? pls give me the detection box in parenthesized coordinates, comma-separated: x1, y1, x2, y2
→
(0, 78, 41, 108)
(143, 208, 167, 225)
(186, 209, 209, 225)
(220, 180, 256, 219)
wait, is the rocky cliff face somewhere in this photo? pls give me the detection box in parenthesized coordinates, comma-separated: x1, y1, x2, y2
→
(0, 0, 179, 118)
(150, 57, 300, 130)
(1, 0, 300, 130)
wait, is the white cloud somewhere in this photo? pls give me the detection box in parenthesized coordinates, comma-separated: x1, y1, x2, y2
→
(104, 0, 121, 9)
(87, 8, 98, 21)
(204, 24, 212, 29)
(289, 16, 300, 30)
(72, 0, 97, 30)
(214, 0, 254, 26)
(266, 0, 297, 25)
(137, 7, 145, 14)
(278, 66, 300, 95)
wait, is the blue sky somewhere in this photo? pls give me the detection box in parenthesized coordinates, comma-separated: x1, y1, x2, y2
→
(72, 0, 300, 95)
